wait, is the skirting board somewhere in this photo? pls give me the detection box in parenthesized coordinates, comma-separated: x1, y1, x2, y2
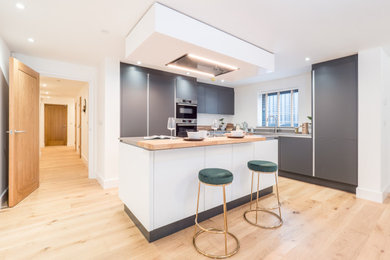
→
(124, 186, 273, 242)
(356, 187, 388, 203)
(279, 170, 357, 194)
(97, 175, 119, 189)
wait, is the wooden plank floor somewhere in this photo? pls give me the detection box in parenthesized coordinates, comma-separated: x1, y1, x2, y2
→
(0, 146, 389, 259)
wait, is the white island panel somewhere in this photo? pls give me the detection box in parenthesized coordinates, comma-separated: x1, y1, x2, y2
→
(204, 144, 234, 210)
(119, 142, 154, 230)
(153, 147, 205, 229)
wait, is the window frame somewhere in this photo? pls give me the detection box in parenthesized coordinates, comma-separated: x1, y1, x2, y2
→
(258, 88, 299, 128)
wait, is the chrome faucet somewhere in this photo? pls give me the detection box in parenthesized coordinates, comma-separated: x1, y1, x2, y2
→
(267, 115, 279, 133)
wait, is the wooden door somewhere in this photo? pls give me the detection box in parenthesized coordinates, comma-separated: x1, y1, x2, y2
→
(9, 57, 40, 207)
(74, 102, 77, 150)
(44, 104, 67, 146)
(78, 97, 82, 158)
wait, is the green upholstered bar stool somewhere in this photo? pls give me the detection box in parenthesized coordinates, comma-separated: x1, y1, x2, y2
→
(244, 160, 283, 229)
(194, 168, 240, 259)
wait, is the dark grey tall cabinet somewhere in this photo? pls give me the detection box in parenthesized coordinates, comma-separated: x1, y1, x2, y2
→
(313, 55, 358, 186)
(120, 63, 175, 137)
(120, 65, 148, 137)
(149, 72, 175, 136)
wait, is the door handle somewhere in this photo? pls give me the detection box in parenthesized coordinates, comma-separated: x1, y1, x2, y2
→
(6, 130, 12, 134)
(14, 130, 26, 133)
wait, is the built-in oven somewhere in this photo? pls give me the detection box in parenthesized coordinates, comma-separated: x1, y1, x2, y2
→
(176, 119, 197, 137)
(176, 99, 197, 119)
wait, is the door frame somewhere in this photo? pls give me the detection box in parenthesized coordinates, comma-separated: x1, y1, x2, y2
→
(22, 67, 95, 179)
(44, 104, 68, 146)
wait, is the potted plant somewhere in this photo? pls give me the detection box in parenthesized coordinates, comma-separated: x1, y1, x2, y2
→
(219, 118, 226, 131)
(307, 116, 312, 134)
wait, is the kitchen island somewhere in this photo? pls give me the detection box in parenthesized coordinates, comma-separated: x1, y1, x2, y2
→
(119, 136, 278, 242)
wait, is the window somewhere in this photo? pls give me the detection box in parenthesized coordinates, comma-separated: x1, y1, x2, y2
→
(259, 89, 299, 127)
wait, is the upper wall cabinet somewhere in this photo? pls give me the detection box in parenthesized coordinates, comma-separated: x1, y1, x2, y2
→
(176, 76, 197, 101)
(198, 82, 235, 115)
(218, 86, 234, 115)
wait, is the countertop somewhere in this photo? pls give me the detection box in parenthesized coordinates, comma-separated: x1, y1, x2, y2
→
(253, 133, 312, 139)
(120, 135, 270, 151)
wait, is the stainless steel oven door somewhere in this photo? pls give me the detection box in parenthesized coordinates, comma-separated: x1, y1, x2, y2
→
(176, 123, 197, 137)
(176, 103, 197, 119)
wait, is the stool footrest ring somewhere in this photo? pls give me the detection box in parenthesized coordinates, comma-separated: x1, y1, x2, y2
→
(254, 201, 282, 211)
(243, 208, 283, 229)
(193, 229, 240, 259)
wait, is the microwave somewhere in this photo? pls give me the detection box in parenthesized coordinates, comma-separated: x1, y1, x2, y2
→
(176, 99, 197, 119)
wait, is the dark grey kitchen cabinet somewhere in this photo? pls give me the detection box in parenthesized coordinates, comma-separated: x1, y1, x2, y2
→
(149, 72, 175, 136)
(176, 76, 197, 101)
(198, 83, 235, 115)
(279, 137, 312, 176)
(313, 55, 358, 185)
(120, 64, 148, 137)
(218, 86, 234, 115)
(204, 84, 219, 114)
(197, 84, 206, 113)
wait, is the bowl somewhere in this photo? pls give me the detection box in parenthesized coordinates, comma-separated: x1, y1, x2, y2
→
(187, 131, 203, 139)
(231, 130, 244, 137)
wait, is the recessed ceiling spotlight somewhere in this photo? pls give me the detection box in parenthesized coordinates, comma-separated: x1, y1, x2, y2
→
(186, 72, 190, 75)
(305, 57, 310, 61)
(137, 61, 142, 65)
(16, 2, 25, 9)
(42, 83, 47, 87)
(27, 38, 34, 43)
(221, 79, 225, 83)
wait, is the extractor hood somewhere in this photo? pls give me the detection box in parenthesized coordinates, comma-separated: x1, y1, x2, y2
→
(124, 3, 274, 82)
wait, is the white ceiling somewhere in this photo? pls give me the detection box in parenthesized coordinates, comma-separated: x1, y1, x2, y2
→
(1, 0, 390, 86)
(40, 76, 88, 98)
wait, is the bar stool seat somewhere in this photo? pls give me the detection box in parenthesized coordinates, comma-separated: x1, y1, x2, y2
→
(199, 168, 233, 185)
(247, 160, 278, 173)
(194, 168, 239, 259)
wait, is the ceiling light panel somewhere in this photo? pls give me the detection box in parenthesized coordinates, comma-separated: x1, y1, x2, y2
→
(167, 54, 238, 77)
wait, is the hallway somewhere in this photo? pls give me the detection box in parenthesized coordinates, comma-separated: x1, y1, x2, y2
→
(0, 146, 145, 259)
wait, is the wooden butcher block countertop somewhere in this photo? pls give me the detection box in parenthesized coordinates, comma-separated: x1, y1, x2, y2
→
(120, 135, 268, 151)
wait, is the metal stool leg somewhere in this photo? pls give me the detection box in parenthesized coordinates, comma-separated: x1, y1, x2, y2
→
(244, 170, 283, 229)
(223, 185, 228, 255)
(193, 181, 240, 259)
(274, 172, 282, 219)
(194, 182, 201, 236)
(255, 171, 260, 224)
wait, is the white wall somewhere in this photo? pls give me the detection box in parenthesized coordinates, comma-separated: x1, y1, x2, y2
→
(12, 53, 97, 178)
(197, 113, 234, 126)
(75, 87, 89, 163)
(233, 72, 312, 128)
(40, 97, 76, 147)
(96, 58, 120, 188)
(0, 37, 10, 204)
(357, 47, 390, 203)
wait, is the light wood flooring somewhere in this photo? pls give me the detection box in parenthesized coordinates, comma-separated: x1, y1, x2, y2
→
(0, 146, 389, 259)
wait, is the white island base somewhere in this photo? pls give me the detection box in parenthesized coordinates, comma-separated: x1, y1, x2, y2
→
(119, 138, 278, 242)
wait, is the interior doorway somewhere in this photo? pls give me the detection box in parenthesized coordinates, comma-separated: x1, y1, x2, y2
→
(44, 104, 67, 146)
(40, 76, 89, 165)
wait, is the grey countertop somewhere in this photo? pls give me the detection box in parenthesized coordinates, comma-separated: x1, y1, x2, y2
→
(253, 133, 312, 139)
